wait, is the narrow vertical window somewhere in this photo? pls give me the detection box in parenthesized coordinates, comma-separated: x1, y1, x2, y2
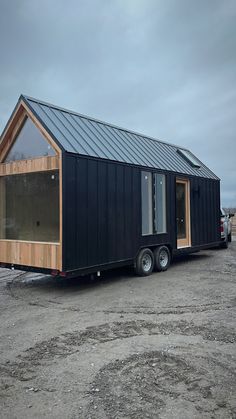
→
(154, 174, 166, 233)
(141, 171, 153, 235)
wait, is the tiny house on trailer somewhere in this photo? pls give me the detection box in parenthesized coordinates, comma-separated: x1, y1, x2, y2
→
(0, 95, 220, 277)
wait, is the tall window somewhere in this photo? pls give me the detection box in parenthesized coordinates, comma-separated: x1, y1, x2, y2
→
(154, 174, 166, 233)
(141, 171, 167, 235)
(141, 172, 153, 235)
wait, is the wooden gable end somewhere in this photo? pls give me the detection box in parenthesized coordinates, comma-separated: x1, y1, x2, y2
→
(0, 100, 61, 163)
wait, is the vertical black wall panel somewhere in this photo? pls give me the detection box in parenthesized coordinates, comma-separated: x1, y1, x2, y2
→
(190, 178, 220, 246)
(107, 163, 117, 262)
(63, 155, 143, 271)
(208, 180, 214, 242)
(190, 178, 196, 244)
(201, 178, 207, 245)
(63, 153, 220, 272)
(168, 174, 177, 249)
(97, 162, 108, 264)
(116, 165, 125, 260)
(87, 159, 98, 266)
(124, 166, 133, 258)
(64, 156, 77, 269)
(132, 167, 141, 251)
(76, 158, 88, 267)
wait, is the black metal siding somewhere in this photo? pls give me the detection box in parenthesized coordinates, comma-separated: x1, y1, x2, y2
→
(190, 177, 220, 246)
(62, 154, 220, 273)
(63, 154, 141, 271)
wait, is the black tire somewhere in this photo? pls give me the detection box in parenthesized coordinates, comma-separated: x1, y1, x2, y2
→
(220, 236, 228, 249)
(228, 232, 232, 243)
(154, 246, 171, 272)
(135, 248, 154, 276)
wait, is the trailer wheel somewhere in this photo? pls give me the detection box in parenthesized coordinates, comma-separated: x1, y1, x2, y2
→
(135, 248, 154, 276)
(220, 236, 228, 249)
(154, 246, 171, 272)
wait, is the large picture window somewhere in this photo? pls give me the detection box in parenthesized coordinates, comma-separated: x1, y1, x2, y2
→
(141, 171, 167, 235)
(0, 170, 59, 242)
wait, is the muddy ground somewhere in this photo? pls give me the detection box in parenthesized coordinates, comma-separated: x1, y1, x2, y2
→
(0, 241, 236, 419)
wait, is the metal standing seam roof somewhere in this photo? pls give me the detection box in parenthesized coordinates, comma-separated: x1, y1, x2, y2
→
(7, 95, 219, 179)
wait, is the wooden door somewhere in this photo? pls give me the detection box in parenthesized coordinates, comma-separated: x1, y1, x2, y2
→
(176, 179, 191, 248)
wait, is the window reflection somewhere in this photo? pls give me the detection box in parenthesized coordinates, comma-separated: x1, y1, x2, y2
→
(4, 117, 55, 162)
(0, 171, 59, 242)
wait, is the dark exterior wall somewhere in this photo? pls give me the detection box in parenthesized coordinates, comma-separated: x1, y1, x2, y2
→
(62, 153, 220, 272)
(189, 177, 220, 246)
(62, 154, 141, 271)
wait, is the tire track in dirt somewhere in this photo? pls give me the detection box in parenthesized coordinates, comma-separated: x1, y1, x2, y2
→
(3, 273, 236, 315)
(104, 299, 236, 316)
(85, 351, 236, 419)
(0, 319, 235, 387)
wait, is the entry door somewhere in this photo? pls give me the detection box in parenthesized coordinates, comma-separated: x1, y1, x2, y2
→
(176, 179, 191, 248)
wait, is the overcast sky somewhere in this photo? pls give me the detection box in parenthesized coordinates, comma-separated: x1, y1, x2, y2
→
(0, 0, 235, 206)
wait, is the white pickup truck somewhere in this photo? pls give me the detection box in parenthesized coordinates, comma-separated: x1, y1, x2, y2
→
(220, 208, 233, 248)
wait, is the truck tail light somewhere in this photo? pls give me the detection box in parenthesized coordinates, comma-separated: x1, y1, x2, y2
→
(51, 269, 59, 276)
(51, 270, 67, 278)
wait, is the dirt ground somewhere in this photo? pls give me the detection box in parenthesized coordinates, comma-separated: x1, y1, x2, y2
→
(0, 241, 236, 419)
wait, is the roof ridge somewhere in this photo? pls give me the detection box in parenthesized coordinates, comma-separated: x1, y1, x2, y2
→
(22, 94, 188, 151)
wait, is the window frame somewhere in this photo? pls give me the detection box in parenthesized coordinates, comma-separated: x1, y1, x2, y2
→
(141, 170, 167, 236)
(153, 173, 167, 234)
(141, 171, 153, 236)
(0, 169, 60, 243)
(177, 149, 201, 168)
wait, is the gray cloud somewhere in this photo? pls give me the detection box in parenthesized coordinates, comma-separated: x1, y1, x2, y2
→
(0, 0, 235, 206)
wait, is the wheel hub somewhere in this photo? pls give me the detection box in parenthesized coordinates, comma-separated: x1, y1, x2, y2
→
(159, 250, 168, 268)
(142, 254, 152, 272)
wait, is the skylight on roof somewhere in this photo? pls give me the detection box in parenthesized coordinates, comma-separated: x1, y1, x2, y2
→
(177, 149, 201, 168)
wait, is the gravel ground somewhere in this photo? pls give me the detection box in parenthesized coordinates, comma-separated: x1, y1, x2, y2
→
(0, 240, 236, 419)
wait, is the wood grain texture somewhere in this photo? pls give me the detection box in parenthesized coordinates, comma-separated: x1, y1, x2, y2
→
(0, 102, 63, 271)
(0, 178, 5, 238)
(232, 215, 236, 234)
(0, 240, 61, 270)
(0, 155, 59, 176)
(0, 102, 25, 162)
